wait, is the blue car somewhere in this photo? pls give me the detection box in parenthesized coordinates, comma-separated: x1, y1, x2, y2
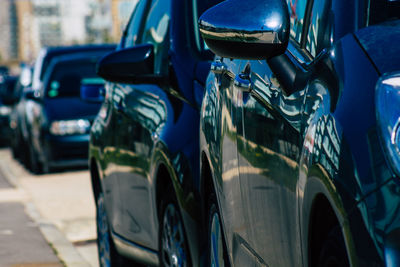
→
(0, 75, 17, 144)
(90, 0, 221, 266)
(25, 45, 115, 173)
(199, 0, 400, 266)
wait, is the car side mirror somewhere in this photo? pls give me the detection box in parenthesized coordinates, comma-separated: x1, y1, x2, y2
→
(80, 83, 105, 103)
(80, 78, 105, 103)
(198, 0, 290, 60)
(97, 44, 166, 85)
(24, 89, 42, 102)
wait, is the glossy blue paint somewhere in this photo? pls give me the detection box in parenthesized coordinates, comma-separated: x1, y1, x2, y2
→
(90, 0, 223, 265)
(199, 0, 400, 266)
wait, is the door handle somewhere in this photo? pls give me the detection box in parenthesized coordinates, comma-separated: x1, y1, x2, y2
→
(234, 63, 252, 92)
(211, 59, 227, 74)
(114, 99, 124, 114)
(234, 73, 252, 92)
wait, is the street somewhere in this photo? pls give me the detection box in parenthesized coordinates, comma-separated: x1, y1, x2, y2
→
(0, 148, 98, 267)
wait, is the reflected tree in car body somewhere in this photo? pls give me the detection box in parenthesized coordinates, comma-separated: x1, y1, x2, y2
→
(90, 0, 222, 266)
(199, 0, 400, 266)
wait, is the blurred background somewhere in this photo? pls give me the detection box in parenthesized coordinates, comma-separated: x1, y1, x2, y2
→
(0, 0, 137, 73)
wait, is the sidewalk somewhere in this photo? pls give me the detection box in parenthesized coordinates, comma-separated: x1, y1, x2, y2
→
(0, 149, 98, 267)
(0, 169, 62, 267)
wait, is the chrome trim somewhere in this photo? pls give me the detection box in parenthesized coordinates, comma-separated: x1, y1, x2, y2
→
(112, 232, 159, 266)
(198, 0, 289, 45)
(199, 28, 282, 44)
(234, 73, 252, 92)
(211, 59, 227, 74)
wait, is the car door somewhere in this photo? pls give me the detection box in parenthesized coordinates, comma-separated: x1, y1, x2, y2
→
(212, 56, 251, 263)
(115, 0, 171, 249)
(99, 0, 150, 239)
(234, 0, 310, 265)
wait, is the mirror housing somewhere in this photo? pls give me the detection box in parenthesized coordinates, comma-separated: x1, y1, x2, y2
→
(24, 89, 42, 102)
(80, 82, 105, 103)
(199, 0, 290, 60)
(97, 44, 165, 84)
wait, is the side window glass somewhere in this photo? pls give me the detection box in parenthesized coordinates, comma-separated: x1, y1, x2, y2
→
(305, 0, 333, 57)
(195, 0, 224, 52)
(141, 0, 171, 74)
(286, 0, 308, 44)
(122, 0, 148, 49)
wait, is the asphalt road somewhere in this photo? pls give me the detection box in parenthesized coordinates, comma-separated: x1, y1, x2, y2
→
(0, 148, 98, 267)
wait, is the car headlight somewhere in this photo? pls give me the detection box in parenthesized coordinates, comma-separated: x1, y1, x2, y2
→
(49, 119, 91, 136)
(0, 106, 11, 116)
(376, 72, 400, 175)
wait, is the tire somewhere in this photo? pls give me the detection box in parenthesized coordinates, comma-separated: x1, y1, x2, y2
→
(207, 194, 229, 267)
(159, 188, 191, 267)
(28, 143, 42, 174)
(317, 227, 350, 267)
(11, 144, 19, 159)
(96, 192, 128, 267)
(20, 138, 30, 166)
(41, 153, 50, 174)
(11, 132, 20, 159)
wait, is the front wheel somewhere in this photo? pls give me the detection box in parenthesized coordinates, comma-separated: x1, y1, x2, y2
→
(159, 190, 191, 267)
(28, 143, 42, 174)
(317, 227, 350, 267)
(96, 192, 128, 267)
(208, 195, 229, 267)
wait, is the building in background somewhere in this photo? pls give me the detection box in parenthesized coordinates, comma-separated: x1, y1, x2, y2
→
(0, 0, 135, 68)
(0, 0, 18, 63)
(15, 0, 35, 63)
(111, 0, 138, 40)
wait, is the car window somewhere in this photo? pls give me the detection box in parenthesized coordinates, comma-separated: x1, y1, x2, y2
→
(369, 0, 400, 25)
(305, 0, 333, 57)
(46, 59, 98, 98)
(194, 0, 224, 52)
(121, 0, 148, 49)
(286, 0, 308, 44)
(141, 0, 171, 74)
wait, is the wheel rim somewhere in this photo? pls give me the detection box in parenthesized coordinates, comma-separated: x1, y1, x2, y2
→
(161, 203, 188, 267)
(210, 211, 224, 267)
(97, 194, 111, 267)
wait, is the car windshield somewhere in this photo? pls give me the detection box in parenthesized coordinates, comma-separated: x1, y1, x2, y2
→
(369, 0, 400, 25)
(46, 59, 99, 98)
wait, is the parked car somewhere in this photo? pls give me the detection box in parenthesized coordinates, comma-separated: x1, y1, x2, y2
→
(10, 63, 33, 158)
(198, 0, 400, 266)
(0, 66, 9, 77)
(14, 45, 115, 173)
(0, 75, 17, 144)
(90, 0, 221, 265)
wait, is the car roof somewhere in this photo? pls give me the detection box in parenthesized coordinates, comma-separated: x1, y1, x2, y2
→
(42, 51, 107, 84)
(32, 44, 116, 89)
(41, 44, 116, 58)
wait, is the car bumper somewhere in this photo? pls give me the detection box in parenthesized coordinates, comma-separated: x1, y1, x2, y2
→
(44, 134, 90, 168)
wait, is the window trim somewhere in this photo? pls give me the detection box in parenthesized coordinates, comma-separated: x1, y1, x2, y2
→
(120, 0, 152, 49)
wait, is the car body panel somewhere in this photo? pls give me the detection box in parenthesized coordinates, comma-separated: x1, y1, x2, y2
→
(199, 0, 400, 265)
(90, 0, 223, 265)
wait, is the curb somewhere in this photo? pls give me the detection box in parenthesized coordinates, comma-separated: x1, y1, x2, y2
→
(0, 159, 92, 267)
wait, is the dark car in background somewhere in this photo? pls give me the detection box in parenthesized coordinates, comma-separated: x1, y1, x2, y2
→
(26, 47, 115, 174)
(0, 66, 9, 77)
(9, 64, 33, 158)
(198, 0, 400, 266)
(89, 0, 221, 266)
(12, 45, 115, 173)
(0, 75, 17, 144)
